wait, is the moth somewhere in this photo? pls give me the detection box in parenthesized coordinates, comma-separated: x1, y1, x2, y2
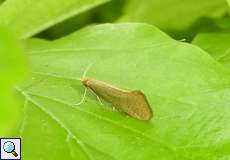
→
(81, 77, 153, 121)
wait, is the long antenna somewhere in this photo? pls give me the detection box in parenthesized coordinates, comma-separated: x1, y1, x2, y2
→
(74, 63, 103, 106)
(82, 63, 93, 80)
(73, 64, 92, 106)
(74, 87, 87, 105)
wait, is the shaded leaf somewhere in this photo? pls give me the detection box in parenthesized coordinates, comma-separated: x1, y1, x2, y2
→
(193, 32, 230, 68)
(120, 0, 227, 39)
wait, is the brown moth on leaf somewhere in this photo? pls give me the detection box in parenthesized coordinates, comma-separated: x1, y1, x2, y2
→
(81, 77, 153, 121)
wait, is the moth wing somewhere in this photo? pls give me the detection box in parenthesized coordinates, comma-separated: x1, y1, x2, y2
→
(126, 90, 153, 120)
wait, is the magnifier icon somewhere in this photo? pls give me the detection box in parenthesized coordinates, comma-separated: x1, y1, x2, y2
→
(3, 141, 18, 157)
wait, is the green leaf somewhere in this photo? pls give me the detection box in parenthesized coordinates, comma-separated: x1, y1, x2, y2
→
(120, 0, 227, 38)
(192, 32, 230, 68)
(19, 23, 230, 160)
(0, 27, 27, 136)
(0, 0, 110, 39)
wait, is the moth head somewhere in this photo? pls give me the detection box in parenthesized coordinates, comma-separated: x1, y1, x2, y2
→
(81, 77, 91, 87)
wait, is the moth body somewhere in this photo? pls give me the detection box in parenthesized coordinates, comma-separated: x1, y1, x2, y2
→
(81, 77, 153, 121)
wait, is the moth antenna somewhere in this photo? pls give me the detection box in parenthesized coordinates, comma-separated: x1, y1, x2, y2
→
(81, 63, 103, 105)
(74, 63, 103, 106)
(82, 63, 93, 80)
(74, 63, 94, 105)
(73, 87, 88, 106)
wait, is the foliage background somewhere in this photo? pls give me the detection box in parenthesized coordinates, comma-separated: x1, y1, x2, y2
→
(1, 0, 230, 159)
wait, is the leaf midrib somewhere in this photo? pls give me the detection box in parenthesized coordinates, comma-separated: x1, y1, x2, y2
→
(18, 88, 115, 160)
